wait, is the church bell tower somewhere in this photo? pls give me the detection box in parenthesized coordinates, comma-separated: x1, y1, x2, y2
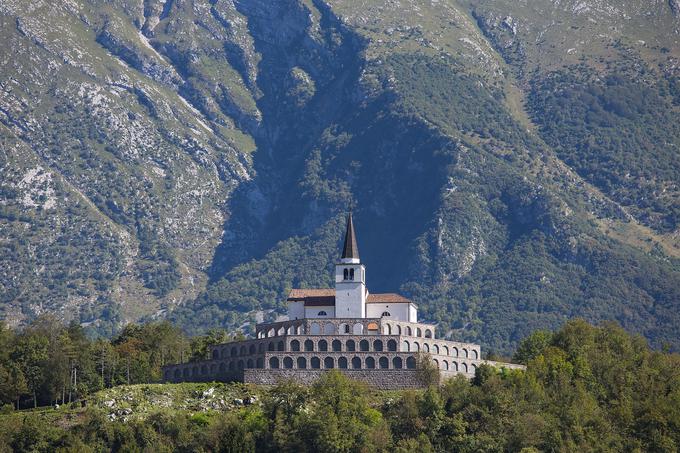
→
(335, 212, 367, 318)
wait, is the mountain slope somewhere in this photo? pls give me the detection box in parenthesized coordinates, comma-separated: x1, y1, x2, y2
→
(1, 0, 679, 353)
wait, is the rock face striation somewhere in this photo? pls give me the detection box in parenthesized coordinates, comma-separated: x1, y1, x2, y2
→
(1, 0, 679, 353)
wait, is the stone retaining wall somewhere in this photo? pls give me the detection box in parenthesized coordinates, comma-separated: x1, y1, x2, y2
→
(243, 369, 424, 389)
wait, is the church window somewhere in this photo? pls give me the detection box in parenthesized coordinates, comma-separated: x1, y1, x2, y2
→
(343, 268, 349, 280)
(332, 340, 342, 351)
(349, 268, 355, 280)
(283, 357, 293, 369)
(374, 340, 383, 351)
(360, 340, 369, 351)
(351, 357, 362, 369)
(319, 340, 328, 351)
(297, 357, 307, 369)
(338, 357, 348, 369)
(381, 311, 391, 317)
(311, 357, 321, 369)
(324, 357, 335, 369)
(269, 357, 279, 369)
(379, 357, 389, 369)
(318, 311, 327, 316)
(346, 340, 356, 351)
(387, 339, 397, 351)
(406, 356, 416, 369)
(291, 340, 300, 351)
(304, 340, 314, 351)
(366, 357, 376, 369)
(393, 357, 403, 369)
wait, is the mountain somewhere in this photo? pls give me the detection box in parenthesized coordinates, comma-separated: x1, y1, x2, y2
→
(1, 0, 678, 353)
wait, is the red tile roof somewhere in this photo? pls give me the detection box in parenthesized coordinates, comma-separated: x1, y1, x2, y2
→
(287, 289, 335, 307)
(287, 289, 412, 306)
(366, 293, 412, 304)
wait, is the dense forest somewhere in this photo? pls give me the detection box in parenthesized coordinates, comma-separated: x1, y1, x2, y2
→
(0, 319, 679, 452)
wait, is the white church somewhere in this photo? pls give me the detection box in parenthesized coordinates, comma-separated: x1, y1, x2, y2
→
(163, 212, 524, 388)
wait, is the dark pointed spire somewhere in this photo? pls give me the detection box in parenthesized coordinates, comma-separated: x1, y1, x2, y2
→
(341, 211, 360, 260)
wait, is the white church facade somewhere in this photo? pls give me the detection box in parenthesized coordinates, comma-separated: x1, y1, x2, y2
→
(163, 213, 524, 389)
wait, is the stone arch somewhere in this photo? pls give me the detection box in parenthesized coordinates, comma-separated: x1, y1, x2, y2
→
(231, 346, 238, 357)
(442, 345, 449, 355)
(393, 357, 403, 369)
(277, 340, 284, 351)
(462, 363, 468, 373)
(287, 325, 295, 335)
(269, 357, 279, 369)
(297, 357, 307, 369)
(353, 323, 364, 334)
(291, 339, 301, 352)
(452, 361, 458, 372)
(310, 323, 321, 335)
(425, 329, 433, 338)
(402, 340, 410, 352)
(249, 344, 256, 355)
(416, 328, 422, 337)
(247, 359, 253, 368)
(283, 357, 293, 369)
(278, 326, 285, 336)
(387, 339, 397, 351)
(413, 341, 420, 352)
(471, 364, 477, 373)
(332, 339, 342, 352)
(452, 347, 459, 357)
(324, 323, 336, 334)
(423, 343, 430, 353)
(319, 339, 328, 352)
(462, 348, 469, 358)
(340, 323, 351, 334)
(406, 356, 417, 369)
(379, 357, 389, 369)
(366, 357, 376, 369)
(311, 357, 321, 369)
(396, 325, 402, 335)
(442, 360, 449, 371)
(433, 359, 438, 368)
(268, 342, 276, 352)
(405, 326, 412, 336)
(346, 339, 356, 352)
(256, 358, 264, 368)
(351, 356, 362, 369)
(240, 345, 247, 356)
(433, 344, 439, 354)
(338, 357, 348, 369)
(472, 349, 478, 360)
(383, 324, 392, 335)
(374, 339, 384, 352)
(267, 328, 275, 338)
(360, 339, 369, 351)
(304, 339, 314, 351)
(324, 357, 334, 369)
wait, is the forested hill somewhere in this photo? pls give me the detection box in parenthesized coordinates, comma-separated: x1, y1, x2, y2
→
(0, 319, 679, 451)
(1, 0, 679, 354)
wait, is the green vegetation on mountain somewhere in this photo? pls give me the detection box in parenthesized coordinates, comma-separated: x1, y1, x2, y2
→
(1, 0, 679, 355)
(1, 320, 679, 452)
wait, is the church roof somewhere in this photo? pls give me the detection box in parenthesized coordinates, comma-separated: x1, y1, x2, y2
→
(287, 289, 335, 306)
(366, 293, 412, 304)
(341, 212, 360, 260)
(287, 289, 412, 306)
